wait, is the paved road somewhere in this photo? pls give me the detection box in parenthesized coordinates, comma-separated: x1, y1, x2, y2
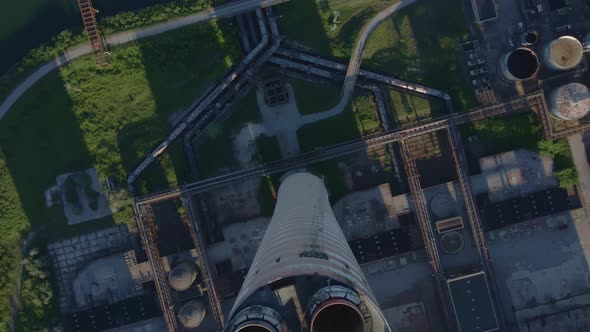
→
(0, 0, 288, 121)
(317, 0, 417, 119)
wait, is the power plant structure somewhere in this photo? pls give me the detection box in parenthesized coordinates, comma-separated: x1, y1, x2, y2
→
(542, 36, 584, 71)
(225, 172, 390, 332)
(549, 82, 590, 121)
(499, 47, 540, 81)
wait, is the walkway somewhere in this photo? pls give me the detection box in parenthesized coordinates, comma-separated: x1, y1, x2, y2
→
(308, 0, 417, 121)
(566, 133, 590, 281)
(0, 0, 288, 120)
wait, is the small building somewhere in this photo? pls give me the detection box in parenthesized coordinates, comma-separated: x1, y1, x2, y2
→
(447, 271, 499, 332)
(470, 0, 498, 23)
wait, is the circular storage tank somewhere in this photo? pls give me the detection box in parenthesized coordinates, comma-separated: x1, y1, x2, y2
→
(522, 31, 538, 46)
(169, 261, 197, 291)
(499, 48, 540, 81)
(178, 300, 206, 328)
(310, 299, 365, 332)
(550, 83, 590, 120)
(543, 36, 583, 71)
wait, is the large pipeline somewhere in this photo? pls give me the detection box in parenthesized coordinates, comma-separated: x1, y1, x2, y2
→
(127, 9, 274, 188)
(135, 92, 544, 206)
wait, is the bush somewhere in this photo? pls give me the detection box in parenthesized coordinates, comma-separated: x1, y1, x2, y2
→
(15, 249, 59, 332)
(537, 139, 578, 188)
(554, 168, 578, 188)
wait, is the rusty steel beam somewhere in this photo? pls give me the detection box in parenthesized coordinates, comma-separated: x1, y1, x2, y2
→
(135, 205, 178, 331)
(399, 139, 457, 331)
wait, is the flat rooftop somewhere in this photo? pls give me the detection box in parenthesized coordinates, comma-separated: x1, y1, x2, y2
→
(447, 271, 499, 332)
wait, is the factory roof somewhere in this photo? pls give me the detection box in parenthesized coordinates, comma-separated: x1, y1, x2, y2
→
(447, 271, 499, 332)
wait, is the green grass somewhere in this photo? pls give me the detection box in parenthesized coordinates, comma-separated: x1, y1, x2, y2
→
(362, 0, 475, 110)
(0, 21, 240, 327)
(278, 0, 476, 111)
(290, 79, 340, 115)
(297, 93, 381, 152)
(388, 89, 446, 124)
(277, 0, 395, 58)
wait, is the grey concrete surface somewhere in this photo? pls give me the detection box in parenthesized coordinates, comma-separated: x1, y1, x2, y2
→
(56, 168, 112, 225)
(48, 225, 133, 311)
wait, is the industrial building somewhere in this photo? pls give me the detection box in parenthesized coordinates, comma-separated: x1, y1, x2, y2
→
(225, 172, 390, 331)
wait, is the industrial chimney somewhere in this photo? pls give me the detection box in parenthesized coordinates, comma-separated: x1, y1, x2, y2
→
(225, 172, 389, 332)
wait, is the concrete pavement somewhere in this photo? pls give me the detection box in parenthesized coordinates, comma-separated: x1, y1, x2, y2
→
(0, 0, 288, 121)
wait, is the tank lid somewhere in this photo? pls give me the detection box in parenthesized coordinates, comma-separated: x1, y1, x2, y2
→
(178, 300, 206, 328)
(548, 36, 583, 69)
(552, 83, 590, 120)
(169, 262, 197, 291)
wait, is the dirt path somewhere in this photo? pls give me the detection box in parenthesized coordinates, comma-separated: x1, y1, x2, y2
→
(0, 0, 288, 121)
(306, 0, 417, 122)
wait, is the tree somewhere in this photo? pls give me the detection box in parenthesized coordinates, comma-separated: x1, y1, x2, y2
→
(554, 168, 578, 188)
(537, 140, 569, 158)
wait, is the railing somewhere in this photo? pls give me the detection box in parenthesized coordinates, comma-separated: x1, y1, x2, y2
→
(135, 205, 178, 331)
(182, 195, 225, 330)
(399, 140, 456, 331)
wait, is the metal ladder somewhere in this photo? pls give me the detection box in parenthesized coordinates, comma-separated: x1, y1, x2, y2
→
(77, 0, 109, 67)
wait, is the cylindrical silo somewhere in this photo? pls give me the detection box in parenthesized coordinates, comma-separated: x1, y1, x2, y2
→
(169, 261, 198, 291)
(499, 48, 540, 81)
(225, 172, 389, 332)
(549, 83, 590, 120)
(521, 31, 538, 46)
(543, 36, 583, 71)
(178, 300, 206, 328)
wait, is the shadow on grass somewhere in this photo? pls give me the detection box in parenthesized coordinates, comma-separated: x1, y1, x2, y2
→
(275, 0, 333, 56)
(0, 71, 116, 237)
(130, 19, 242, 192)
(364, 0, 476, 111)
(0, 67, 117, 329)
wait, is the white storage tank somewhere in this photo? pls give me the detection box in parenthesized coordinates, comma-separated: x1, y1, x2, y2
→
(543, 36, 584, 71)
(549, 83, 590, 120)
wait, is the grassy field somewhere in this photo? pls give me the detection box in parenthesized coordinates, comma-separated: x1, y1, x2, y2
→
(0, 20, 240, 328)
(387, 89, 447, 124)
(277, 0, 476, 111)
(297, 92, 381, 152)
(277, 0, 395, 58)
(290, 79, 341, 115)
(0, 0, 207, 74)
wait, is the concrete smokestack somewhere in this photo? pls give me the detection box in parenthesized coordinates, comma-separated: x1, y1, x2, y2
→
(225, 172, 389, 332)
